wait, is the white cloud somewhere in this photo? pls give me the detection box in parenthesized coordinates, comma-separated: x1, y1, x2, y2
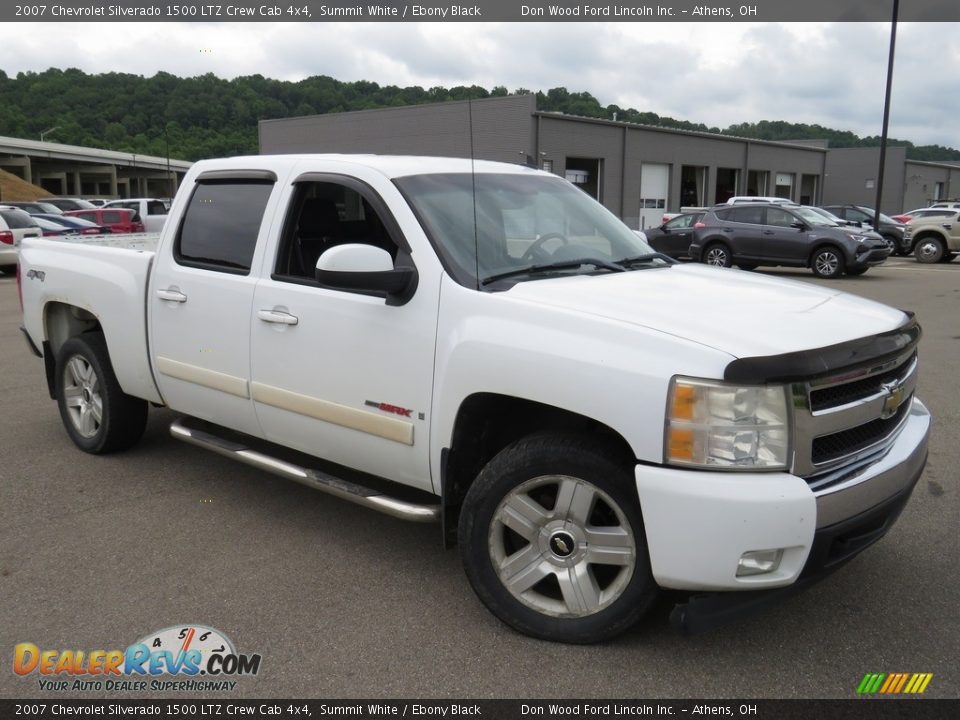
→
(3, 21, 958, 148)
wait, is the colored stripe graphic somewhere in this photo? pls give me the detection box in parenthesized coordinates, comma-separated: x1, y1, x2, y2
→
(857, 672, 933, 694)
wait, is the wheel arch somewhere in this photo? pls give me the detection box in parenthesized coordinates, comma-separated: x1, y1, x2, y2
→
(41, 302, 103, 398)
(807, 241, 847, 267)
(440, 393, 636, 546)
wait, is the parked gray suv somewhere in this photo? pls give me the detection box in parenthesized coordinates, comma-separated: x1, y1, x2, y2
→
(690, 204, 891, 278)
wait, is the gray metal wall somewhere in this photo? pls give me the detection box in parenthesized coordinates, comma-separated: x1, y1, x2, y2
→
(823, 147, 906, 213)
(539, 116, 825, 229)
(902, 161, 960, 210)
(259, 95, 536, 165)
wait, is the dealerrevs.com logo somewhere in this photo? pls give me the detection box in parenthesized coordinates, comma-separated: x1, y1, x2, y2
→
(14, 625, 261, 692)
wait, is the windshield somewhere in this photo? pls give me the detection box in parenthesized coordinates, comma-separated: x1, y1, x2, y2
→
(395, 172, 655, 288)
(794, 207, 837, 227)
(856, 206, 897, 224)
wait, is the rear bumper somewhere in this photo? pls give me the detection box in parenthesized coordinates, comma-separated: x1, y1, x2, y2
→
(635, 399, 930, 592)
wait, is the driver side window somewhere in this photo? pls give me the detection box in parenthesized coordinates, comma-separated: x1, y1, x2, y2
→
(274, 181, 399, 282)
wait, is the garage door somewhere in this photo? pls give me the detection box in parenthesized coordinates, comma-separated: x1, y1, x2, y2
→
(639, 163, 670, 229)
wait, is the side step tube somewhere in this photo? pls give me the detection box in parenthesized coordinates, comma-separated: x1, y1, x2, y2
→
(170, 418, 441, 523)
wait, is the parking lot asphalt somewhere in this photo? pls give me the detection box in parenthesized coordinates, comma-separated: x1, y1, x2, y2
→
(0, 257, 957, 700)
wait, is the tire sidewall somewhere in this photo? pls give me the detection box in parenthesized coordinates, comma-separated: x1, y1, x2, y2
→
(914, 238, 944, 264)
(811, 247, 844, 278)
(459, 436, 656, 643)
(704, 242, 732, 267)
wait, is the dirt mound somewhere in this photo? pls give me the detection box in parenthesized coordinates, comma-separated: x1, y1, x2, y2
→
(0, 168, 52, 202)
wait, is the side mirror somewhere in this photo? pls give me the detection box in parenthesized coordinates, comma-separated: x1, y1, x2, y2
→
(315, 244, 417, 303)
(790, 221, 807, 230)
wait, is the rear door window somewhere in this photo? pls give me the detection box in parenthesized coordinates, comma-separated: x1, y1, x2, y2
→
(175, 181, 274, 274)
(725, 207, 764, 225)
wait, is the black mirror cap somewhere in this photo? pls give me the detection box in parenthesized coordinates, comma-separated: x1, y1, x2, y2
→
(315, 265, 418, 306)
(790, 221, 807, 230)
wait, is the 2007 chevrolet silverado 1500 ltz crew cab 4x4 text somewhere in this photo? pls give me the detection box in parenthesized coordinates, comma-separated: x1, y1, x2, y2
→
(18, 155, 930, 643)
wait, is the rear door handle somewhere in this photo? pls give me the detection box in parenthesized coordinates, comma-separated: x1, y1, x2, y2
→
(257, 309, 299, 326)
(156, 288, 187, 303)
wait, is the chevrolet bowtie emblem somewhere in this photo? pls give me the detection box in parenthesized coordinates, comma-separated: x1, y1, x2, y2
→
(880, 379, 906, 419)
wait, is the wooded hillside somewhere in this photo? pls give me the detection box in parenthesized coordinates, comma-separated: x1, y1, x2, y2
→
(2, 68, 956, 163)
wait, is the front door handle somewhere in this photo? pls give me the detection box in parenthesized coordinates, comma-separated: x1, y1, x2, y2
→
(257, 309, 299, 326)
(156, 288, 187, 303)
(763, 230, 776, 235)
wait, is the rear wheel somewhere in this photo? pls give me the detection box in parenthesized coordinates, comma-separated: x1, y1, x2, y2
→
(811, 247, 845, 278)
(459, 434, 657, 643)
(914, 237, 945, 264)
(703, 243, 732, 268)
(55, 333, 148, 454)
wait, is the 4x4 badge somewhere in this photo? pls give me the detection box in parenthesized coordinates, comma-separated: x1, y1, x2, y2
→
(880, 379, 906, 419)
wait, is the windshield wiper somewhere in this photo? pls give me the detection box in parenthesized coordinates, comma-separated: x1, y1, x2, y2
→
(480, 257, 626, 286)
(615, 252, 676, 267)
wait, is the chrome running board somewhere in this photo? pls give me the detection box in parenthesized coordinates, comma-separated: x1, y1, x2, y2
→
(169, 418, 440, 523)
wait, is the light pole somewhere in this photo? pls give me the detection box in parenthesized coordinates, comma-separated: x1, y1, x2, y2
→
(40, 126, 60, 142)
(873, 0, 899, 231)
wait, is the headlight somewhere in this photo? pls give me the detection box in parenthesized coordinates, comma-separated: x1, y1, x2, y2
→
(665, 377, 791, 470)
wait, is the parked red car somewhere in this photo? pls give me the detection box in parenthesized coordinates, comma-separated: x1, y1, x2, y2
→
(64, 208, 145, 234)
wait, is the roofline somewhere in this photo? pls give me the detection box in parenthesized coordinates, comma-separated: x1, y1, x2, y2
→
(259, 94, 533, 126)
(533, 111, 829, 153)
(0, 135, 193, 170)
(904, 158, 960, 170)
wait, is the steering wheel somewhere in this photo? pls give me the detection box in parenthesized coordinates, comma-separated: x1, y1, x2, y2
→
(521, 232, 570, 262)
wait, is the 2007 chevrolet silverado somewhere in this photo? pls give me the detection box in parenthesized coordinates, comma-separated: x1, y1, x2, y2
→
(18, 155, 930, 643)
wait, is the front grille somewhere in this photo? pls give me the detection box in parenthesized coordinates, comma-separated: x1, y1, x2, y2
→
(792, 348, 919, 480)
(809, 352, 916, 411)
(811, 399, 912, 465)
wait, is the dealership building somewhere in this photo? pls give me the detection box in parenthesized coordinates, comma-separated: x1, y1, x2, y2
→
(259, 94, 959, 228)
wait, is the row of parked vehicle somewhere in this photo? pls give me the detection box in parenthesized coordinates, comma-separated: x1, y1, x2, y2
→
(0, 196, 172, 273)
(643, 198, 959, 278)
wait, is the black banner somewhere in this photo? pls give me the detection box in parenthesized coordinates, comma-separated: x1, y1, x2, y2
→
(0, 700, 957, 720)
(3, 0, 960, 23)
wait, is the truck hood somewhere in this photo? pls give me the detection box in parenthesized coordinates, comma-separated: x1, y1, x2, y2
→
(504, 264, 908, 359)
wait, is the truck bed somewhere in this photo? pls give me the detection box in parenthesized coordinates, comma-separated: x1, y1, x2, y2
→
(18, 235, 163, 404)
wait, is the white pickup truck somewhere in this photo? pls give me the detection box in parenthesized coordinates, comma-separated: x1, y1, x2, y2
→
(18, 154, 930, 643)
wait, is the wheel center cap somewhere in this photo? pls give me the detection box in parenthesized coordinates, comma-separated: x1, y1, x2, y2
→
(82, 388, 92, 403)
(548, 531, 576, 558)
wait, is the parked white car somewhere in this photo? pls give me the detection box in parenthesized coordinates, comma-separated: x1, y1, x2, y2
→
(101, 197, 168, 232)
(18, 155, 931, 643)
(0, 206, 42, 273)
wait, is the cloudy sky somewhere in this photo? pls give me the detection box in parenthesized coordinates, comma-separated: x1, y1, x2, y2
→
(6, 21, 960, 148)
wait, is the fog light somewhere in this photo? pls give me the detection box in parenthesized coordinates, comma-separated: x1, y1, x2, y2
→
(737, 549, 784, 577)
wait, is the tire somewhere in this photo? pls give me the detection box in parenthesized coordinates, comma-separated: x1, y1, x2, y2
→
(914, 237, 945, 264)
(880, 234, 899, 255)
(55, 333, 148, 454)
(846, 267, 868, 276)
(810, 247, 845, 278)
(703, 243, 732, 268)
(458, 434, 657, 644)
(736, 263, 757, 271)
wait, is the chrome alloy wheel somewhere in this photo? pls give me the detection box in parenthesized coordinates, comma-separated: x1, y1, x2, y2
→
(62, 355, 103, 439)
(916, 239, 943, 263)
(488, 475, 636, 618)
(814, 250, 840, 276)
(705, 246, 729, 266)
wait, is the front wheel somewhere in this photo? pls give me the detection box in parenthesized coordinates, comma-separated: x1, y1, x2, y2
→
(458, 435, 657, 643)
(55, 333, 148, 453)
(811, 247, 845, 278)
(914, 237, 945, 264)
